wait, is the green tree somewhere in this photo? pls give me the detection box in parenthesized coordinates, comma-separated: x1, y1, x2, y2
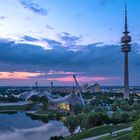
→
(76, 113, 86, 131)
(111, 99, 121, 111)
(111, 112, 121, 125)
(120, 112, 130, 123)
(82, 105, 91, 113)
(94, 107, 103, 112)
(85, 112, 109, 129)
(49, 136, 64, 140)
(130, 110, 140, 121)
(132, 118, 140, 140)
(28, 95, 39, 102)
(39, 96, 48, 110)
(131, 102, 140, 110)
(64, 116, 78, 139)
(90, 98, 100, 107)
(72, 104, 82, 115)
(120, 100, 130, 111)
(111, 103, 118, 111)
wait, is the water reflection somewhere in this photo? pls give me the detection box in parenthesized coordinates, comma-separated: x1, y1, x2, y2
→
(26, 113, 49, 124)
(0, 112, 69, 140)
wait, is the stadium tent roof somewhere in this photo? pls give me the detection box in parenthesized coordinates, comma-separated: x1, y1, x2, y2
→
(18, 90, 61, 100)
(49, 92, 83, 105)
(18, 91, 38, 100)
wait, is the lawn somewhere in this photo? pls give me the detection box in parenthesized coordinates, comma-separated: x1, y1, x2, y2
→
(34, 109, 62, 118)
(65, 123, 132, 140)
(35, 110, 48, 116)
(36, 109, 58, 114)
(0, 105, 27, 111)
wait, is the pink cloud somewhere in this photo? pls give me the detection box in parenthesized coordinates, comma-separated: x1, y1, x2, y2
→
(47, 75, 117, 83)
(0, 72, 44, 79)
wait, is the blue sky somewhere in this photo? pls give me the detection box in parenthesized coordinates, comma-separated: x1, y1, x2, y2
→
(0, 0, 140, 86)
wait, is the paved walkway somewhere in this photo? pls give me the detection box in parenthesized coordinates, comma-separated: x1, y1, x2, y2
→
(83, 127, 132, 140)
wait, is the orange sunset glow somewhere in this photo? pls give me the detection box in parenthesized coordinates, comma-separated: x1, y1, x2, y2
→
(0, 72, 117, 83)
(0, 72, 44, 79)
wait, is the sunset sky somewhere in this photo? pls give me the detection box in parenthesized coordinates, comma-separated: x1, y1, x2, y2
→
(0, 0, 140, 86)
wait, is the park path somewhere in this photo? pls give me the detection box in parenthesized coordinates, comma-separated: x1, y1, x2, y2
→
(83, 127, 132, 140)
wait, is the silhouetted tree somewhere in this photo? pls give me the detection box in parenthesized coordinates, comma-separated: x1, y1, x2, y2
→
(64, 116, 78, 139)
(72, 104, 82, 115)
(77, 113, 86, 131)
(85, 112, 109, 129)
(39, 96, 48, 110)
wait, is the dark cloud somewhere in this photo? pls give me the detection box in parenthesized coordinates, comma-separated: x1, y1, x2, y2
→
(99, 0, 114, 6)
(0, 36, 140, 75)
(57, 32, 82, 50)
(90, 0, 114, 11)
(20, 35, 39, 42)
(25, 17, 32, 20)
(0, 16, 7, 20)
(58, 32, 81, 44)
(46, 25, 55, 30)
(19, 0, 49, 16)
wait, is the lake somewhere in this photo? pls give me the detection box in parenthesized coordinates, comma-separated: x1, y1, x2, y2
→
(0, 112, 70, 140)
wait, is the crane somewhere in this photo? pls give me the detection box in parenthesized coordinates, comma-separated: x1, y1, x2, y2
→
(73, 75, 85, 105)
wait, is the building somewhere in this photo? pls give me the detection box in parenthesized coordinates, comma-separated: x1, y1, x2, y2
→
(19, 89, 83, 111)
(82, 83, 89, 93)
(89, 82, 100, 93)
(49, 92, 83, 111)
(121, 4, 132, 100)
(93, 82, 100, 92)
(18, 90, 59, 101)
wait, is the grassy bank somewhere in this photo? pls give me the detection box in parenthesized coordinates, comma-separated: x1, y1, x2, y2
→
(31, 109, 63, 119)
(0, 105, 28, 112)
(65, 123, 132, 140)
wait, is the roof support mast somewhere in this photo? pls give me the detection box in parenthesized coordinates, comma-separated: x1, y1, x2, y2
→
(73, 75, 85, 105)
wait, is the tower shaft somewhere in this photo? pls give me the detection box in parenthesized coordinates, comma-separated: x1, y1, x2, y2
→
(124, 53, 129, 99)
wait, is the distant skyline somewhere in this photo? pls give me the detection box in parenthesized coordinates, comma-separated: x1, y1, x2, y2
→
(0, 0, 140, 86)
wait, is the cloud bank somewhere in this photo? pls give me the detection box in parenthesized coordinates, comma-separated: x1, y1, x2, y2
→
(0, 34, 139, 85)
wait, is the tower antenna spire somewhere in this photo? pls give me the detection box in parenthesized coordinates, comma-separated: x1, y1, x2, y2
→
(124, 4, 128, 34)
